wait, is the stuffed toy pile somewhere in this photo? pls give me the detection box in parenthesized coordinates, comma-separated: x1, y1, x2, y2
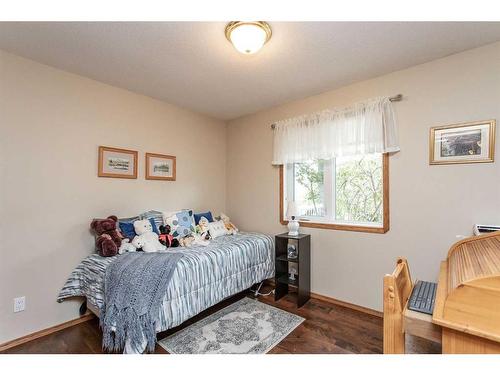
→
(90, 216, 161, 256)
(90, 211, 240, 257)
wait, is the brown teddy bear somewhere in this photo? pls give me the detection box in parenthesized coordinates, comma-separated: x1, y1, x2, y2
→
(90, 215, 123, 257)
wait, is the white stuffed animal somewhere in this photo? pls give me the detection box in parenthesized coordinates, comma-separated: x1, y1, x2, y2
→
(197, 216, 211, 240)
(131, 236, 145, 251)
(220, 213, 238, 235)
(132, 219, 166, 252)
(118, 238, 137, 254)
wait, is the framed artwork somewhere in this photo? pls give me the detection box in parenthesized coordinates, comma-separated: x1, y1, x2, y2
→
(98, 146, 138, 179)
(145, 153, 176, 181)
(429, 120, 496, 165)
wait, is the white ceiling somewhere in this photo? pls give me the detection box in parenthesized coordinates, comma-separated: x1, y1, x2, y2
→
(1, 22, 500, 120)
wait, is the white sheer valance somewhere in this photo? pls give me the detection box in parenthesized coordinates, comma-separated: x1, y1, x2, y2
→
(272, 96, 400, 165)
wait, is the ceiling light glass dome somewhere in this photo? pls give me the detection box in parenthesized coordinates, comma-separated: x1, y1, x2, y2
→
(225, 21, 272, 55)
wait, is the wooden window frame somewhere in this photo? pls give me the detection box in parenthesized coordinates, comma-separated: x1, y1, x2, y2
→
(279, 153, 389, 234)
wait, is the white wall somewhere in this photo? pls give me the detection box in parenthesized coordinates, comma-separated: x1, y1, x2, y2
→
(226, 42, 500, 312)
(0, 50, 227, 343)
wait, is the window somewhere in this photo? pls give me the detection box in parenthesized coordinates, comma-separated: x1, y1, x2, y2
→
(280, 153, 389, 233)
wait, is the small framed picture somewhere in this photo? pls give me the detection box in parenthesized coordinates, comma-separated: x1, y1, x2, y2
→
(429, 120, 496, 165)
(98, 146, 138, 179)
(145, 153, 176, 181)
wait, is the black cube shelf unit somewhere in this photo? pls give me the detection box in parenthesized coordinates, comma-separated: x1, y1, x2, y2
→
(274, 233, 311, 308)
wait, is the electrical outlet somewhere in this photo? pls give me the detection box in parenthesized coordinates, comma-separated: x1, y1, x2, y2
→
(14, 296, 25, 313)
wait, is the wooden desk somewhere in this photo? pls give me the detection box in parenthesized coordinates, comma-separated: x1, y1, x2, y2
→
(432, 248, 500, 354)
(384, 232, 500, 354)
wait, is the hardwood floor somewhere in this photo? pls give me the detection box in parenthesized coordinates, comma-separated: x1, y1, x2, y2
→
(2, 287, 429, 354)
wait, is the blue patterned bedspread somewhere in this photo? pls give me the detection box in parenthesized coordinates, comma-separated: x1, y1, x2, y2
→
(58, 232, 274, 334)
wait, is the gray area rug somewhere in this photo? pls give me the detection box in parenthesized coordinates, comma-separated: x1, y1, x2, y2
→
(159, 297, 304, 354)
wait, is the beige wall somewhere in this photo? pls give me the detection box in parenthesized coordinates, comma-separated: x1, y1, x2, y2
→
(226, 42, 500, 311)
(0, 51, 226, 343)
(2, 41, 500, 344)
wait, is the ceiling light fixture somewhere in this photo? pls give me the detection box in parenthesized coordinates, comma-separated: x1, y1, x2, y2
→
(225, 21, 272, 55)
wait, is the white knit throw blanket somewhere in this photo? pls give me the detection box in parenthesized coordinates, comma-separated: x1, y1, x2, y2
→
(100, 251, 184, 353)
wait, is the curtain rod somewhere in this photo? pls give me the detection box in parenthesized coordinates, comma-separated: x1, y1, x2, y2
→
(270, 94, 403, 130)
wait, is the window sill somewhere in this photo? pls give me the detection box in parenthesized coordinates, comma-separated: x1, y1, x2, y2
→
(280, 219, 389, 234)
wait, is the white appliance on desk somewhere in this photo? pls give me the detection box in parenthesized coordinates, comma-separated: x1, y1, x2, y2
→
(473, 224, 500, 236)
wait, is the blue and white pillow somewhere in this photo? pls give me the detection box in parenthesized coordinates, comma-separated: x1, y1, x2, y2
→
(119, 217, 159, 240)
(118, 215, 141, 240)
(163, 209, 195, 239)
(140, 210, 164, 231)
(194, 211, 214, 225)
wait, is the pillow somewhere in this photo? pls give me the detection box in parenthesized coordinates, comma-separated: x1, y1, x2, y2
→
(207, 220, 228, 239)
(163, 209, 195, 239)
(118, 215, 141, 240)
(194, 211, 214, 225)
(147, 218, 159, 234)
(140, 210, 164, 230)
(119, 217, 158, 240)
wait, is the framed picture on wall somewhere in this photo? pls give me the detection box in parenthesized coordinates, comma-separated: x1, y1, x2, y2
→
(98, 146, 138, 179)
(429, 120, 496, 165)
(145, 153, 176, 181)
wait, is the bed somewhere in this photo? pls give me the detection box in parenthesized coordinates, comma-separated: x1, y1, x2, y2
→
(58, 232, 275, 352)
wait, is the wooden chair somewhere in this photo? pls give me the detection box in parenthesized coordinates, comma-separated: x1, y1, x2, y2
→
(383, 257, 413, 354)
(383, 257, 442, 354)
